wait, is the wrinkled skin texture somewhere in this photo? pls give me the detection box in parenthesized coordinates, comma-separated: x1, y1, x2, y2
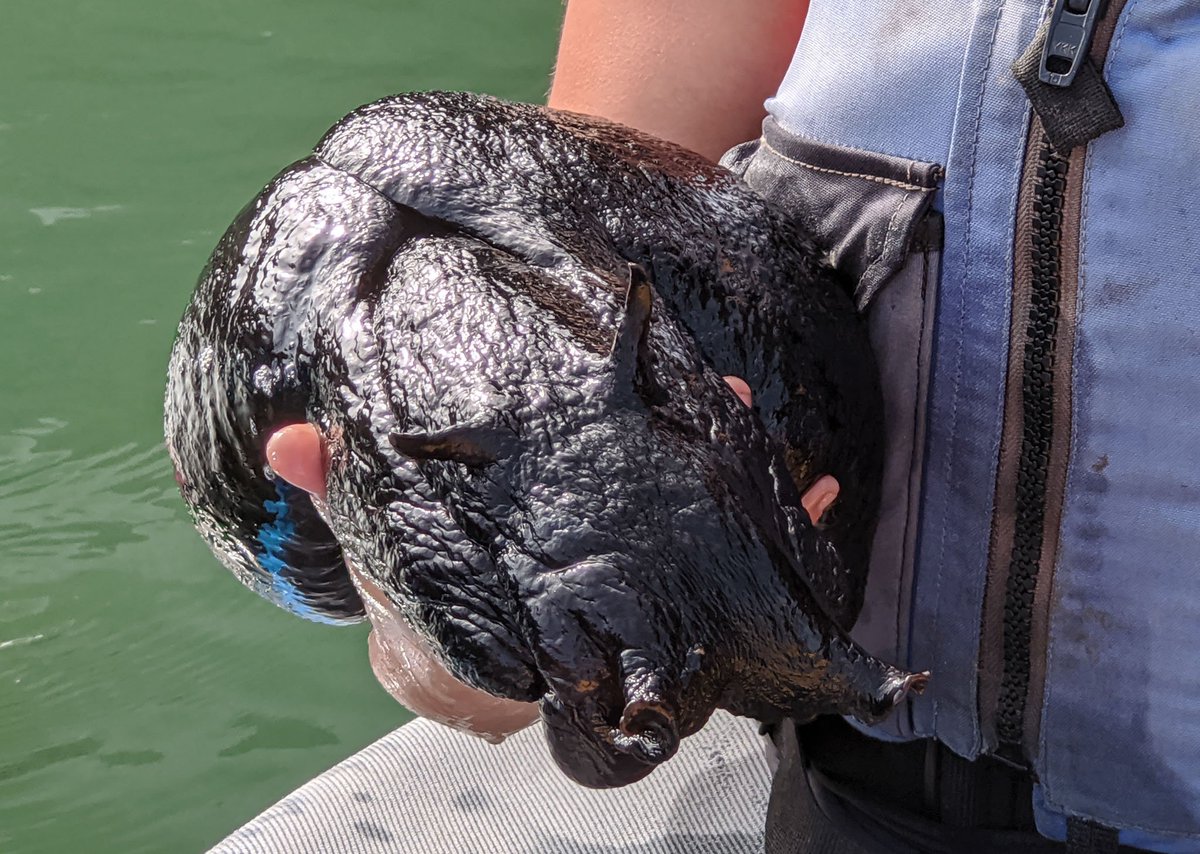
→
(165, 92, 927, 788)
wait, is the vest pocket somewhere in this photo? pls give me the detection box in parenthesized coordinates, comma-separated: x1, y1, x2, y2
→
(722, 125, 943, 739)
(722, 118, 941, 310)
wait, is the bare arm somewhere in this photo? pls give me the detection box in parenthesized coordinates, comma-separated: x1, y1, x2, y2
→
(548, 0, 809, 161)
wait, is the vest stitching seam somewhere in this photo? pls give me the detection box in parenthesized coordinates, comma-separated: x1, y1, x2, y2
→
(896, 248, 936, 705)
(766, 116, 936, 166)
(758, 138, 928, 191)
(1105, 0, 1137, 86)
(930, 0, 1007, 742)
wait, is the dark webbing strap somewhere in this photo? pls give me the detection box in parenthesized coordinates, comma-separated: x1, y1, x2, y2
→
(1066, 817, 1121, 854)
(1012, 20, 1124, 153)
(766, 717, 1161, 853)
(764, 721, 874, 854)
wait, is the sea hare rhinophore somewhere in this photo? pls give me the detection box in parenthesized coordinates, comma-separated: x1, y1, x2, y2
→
(165, 91, 927, 788)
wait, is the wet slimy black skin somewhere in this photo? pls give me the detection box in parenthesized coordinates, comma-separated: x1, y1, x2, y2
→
(164, 92, 928, 788)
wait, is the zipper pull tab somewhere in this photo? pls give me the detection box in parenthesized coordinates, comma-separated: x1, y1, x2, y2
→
(1039, 0, 1106, 87)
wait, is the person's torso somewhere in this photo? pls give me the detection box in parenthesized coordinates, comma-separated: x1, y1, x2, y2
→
(723, 1, 1200, 850)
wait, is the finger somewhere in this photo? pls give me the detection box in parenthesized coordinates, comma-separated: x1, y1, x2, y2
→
(265, 423, 328, 498)
(723, 375, 752, 407)
(801, 475, 840, 525)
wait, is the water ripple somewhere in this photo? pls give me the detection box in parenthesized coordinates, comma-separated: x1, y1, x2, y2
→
(0, 426, 175, 563)
(0, 634, 46, 651)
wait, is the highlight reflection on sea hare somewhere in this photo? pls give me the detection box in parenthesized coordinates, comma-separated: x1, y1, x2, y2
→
(164, 92, 928, 788)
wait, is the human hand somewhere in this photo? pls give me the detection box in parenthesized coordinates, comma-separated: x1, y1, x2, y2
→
(265, 423, 539, 743)
(721, 376, 840, 523)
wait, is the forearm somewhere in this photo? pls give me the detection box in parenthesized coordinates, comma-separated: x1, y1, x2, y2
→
(548, 0, 808, 162)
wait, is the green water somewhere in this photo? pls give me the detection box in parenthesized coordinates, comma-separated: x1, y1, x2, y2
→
(0, 3, 560, 851)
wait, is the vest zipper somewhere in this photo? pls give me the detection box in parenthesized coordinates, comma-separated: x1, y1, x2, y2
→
(980, 0, 1128, 762)
(996, 140, 1069, 752)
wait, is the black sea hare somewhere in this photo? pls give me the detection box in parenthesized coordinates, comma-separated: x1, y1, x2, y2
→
(164, 92, 927, 788)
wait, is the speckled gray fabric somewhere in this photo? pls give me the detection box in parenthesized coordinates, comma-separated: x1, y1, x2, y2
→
(209, 711, 771, 854)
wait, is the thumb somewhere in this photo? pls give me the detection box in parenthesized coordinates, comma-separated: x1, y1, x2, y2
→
(265, 423, 329, 498)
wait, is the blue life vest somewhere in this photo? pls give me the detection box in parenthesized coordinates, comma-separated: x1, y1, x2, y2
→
(724, 1, 1200, 850)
